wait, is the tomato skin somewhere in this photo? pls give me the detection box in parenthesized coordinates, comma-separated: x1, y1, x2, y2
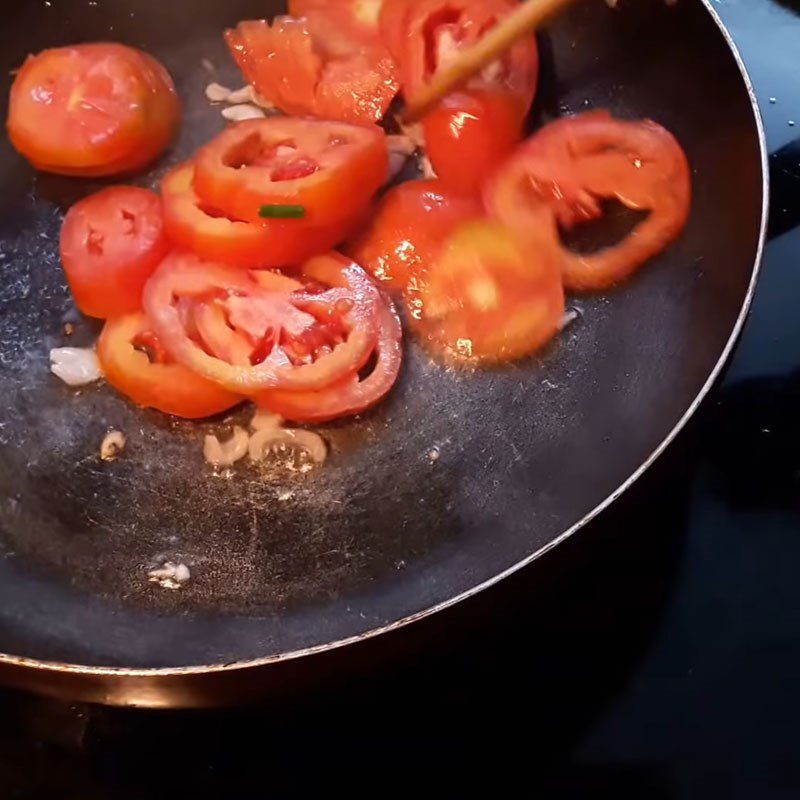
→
(98, 313, 242, 419)
(289, 0, 386, 47)
(485, 111, 692, 290)
(225, 17, 398, 124)
(8, 43, 179, 177)
(392, 0, 538, 110)
(422, 89, 525, 194)
(349, 179, 482, 289)
(192, 117, 387, 227)
(60, 186, 169, 319)
(409, 218, 564, 363)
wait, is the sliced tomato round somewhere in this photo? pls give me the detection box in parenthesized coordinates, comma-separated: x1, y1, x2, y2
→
(422, 88, 526, 194)
(393, 0, 538, 110)
(257, 295, 402, 423)
(60, 186, 169, 319)
(161, 162, 357, 268)
(225, 17, 398, 124)
(485, 112, 692, 290)
(348, 179, 482, 289)
(193, 117, 388, 227)
(98, 312, 241, 419)
(142, 251, 381, 393)
(8, 43, 179, 177)
(409, 219, 564, 363)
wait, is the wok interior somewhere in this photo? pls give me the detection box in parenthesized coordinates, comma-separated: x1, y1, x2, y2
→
(0, 0, 763, 668)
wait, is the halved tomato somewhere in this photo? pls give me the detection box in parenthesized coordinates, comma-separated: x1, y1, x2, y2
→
(8, 43, 179, 177)
(485, 111, 692, 290)
(348, 179, 482, 289)
(422, 88, 526, 194)
(257, 255, 403, 422)
(225, 17, 398, 124)
(98, 312, 241, 419)
(161, 162, 358, 268)
(142, 251, 381, 393)
(192, 117, 388, 227)
(409, 218, 564, 363)
(390, 0, 538, 110)
(60, 186, 169, 319)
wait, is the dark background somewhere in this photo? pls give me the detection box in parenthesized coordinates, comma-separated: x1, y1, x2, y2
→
(2, 0, 800, 797)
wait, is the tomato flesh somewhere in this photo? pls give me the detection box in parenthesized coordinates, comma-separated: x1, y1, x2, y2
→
(485, 112, 692, 290)
(8, 43, 179, 177)
(409, 219, 564, 363)
(225, 17, 398, 124)
(60, 186, 169, 319)
(98, 312, 242, 419)
(349, 179, 482, 289)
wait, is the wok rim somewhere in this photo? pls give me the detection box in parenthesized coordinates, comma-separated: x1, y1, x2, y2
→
(0, 0, 770, 679)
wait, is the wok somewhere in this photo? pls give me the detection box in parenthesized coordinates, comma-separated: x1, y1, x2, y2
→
(0, 0, 767, 704)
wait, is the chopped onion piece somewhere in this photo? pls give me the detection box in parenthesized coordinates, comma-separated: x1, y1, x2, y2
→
(148, 561, 191, 590)
(248, 426, 327, 465)
(250, 409, 284, 432)
(50, 347, 103, 387)
(222, 104, 266, 121)
(203, 426, 250, 467)
(100, 430, 126, 461)
(205, 82, 232, 102)
(227, 84, 256, 104)
(419, 153, 437, 179)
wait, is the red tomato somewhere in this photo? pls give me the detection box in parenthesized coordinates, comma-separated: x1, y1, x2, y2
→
(98, 313, 241, 419)
(391, 0, 538, 110)
(8, 43, 179, 177)
(161, 162, 358, 268)
(348, 179, 482, 289)
(288, 0, 386, 47)
(60, 186, 169, 319)
(409, 219, 564, 363)
(192, 117, 387, 227)
(257, 256, 403, 422)
(422, 89, 525, 194)
(142, 251, 381, 393)
(379, 0, 415, 63)
(225, 17, 398, 124)
(485, 111, 692, 290)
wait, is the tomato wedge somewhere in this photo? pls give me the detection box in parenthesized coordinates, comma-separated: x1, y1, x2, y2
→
(98, 313, 241, 419)
(388, 0, 538, 110)
(257, 255, 402, 422)
(60, 186, 169, 319)
(225, 17, 398, 124)
(349, 179, 482, 289)
(485, 112, 692, 290)
(422, 88, 526, 194)
(142, 251, 381, 393)
(8, 43, 179, 177)
(192, 118, 388, 227)
(161, 162, 357, 268)
(409, 219, 564, 363)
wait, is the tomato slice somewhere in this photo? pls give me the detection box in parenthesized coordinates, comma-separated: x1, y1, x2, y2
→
(142, 251, 381, 393)
(288, 0, 386, 48)
(348, 179, 482, 289)
(257, 295, 402, 423)
(59, 186, 169, 319)
(98, 312, 241, 419)
(192, 117, 388, 227)
(8, 43, 179, 177)
(485, 112, 692, 290)
(391, 0, 538, 110)
(409, 219, 564, 363)
(422, 88, 526, 194)
(225, 17, 398, 124)
(161, 162, 357, 268)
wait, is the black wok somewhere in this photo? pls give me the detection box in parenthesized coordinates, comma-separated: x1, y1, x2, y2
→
(0, 0, 767, 704)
